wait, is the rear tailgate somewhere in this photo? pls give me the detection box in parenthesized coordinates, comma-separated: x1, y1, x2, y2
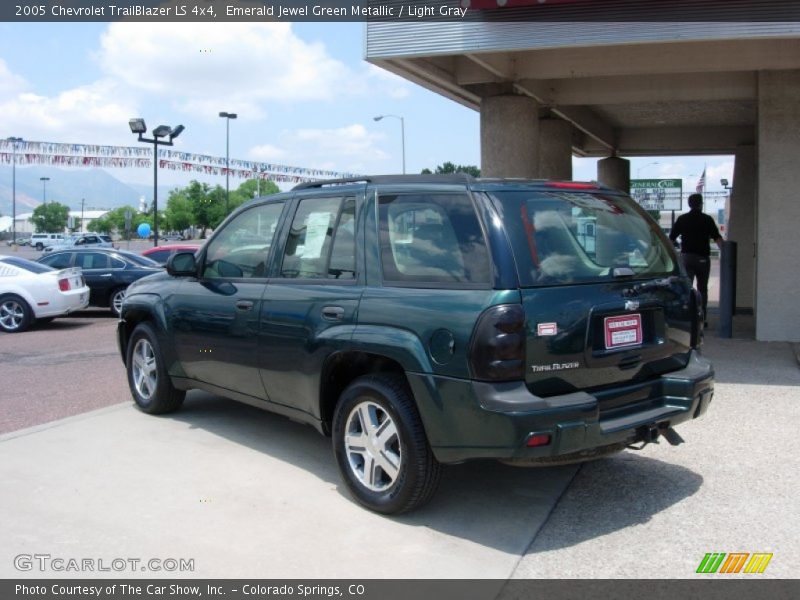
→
(522, 278, 695, 397)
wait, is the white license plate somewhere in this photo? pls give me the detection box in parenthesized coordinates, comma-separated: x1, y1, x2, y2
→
(604, 314, 643, 349)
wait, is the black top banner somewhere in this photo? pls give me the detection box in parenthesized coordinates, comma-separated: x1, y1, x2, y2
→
(4, 0, 800, 22)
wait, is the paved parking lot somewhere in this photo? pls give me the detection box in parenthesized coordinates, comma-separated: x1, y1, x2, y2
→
(0, 246, 797, 579)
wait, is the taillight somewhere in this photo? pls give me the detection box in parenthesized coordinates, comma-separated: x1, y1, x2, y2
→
(58, 278, 70, 292)
(469, 304, 526, 381)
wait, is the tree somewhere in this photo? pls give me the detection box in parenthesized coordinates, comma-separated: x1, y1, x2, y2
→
(30, 202, 70, 233)
(421, 162, 481, 177)
(164, 189, 194, 233)
(87, 206, 148, 239)
(182, 181, 219, 239)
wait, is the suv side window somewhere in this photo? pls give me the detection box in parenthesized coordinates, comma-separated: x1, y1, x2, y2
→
(378, 193, 490, 285)
(203, 202, 283, 279)
(280, 196, 356, 280)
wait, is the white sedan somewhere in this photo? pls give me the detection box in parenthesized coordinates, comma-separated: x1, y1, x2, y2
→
(0, 256, 90, 333)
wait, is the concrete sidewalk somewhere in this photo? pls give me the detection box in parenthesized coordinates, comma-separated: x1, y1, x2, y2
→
(0, 396, 576, 579)
(2, 331, 797, 579)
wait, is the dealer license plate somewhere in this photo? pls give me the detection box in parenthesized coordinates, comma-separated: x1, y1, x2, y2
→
(604, 314, 643, 349)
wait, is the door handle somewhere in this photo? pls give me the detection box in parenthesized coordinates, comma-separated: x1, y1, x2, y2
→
(99, 273, 112, 277)
(322, 306, 345, 321)
(235, 300, 254, 311)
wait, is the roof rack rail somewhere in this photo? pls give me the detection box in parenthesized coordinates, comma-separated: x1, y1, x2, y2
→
(292, 177, 372, 190)
(292, 173, 475, 190)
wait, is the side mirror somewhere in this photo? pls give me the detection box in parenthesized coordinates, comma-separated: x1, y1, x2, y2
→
(166, 251, 198, 276)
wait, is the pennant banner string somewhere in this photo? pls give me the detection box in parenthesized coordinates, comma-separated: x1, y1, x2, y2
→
(0, 139, 359, 180)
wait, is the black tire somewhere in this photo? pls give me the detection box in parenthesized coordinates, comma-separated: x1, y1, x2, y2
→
(332, 374, 441, 514)
(35, 243, 43, 251)
(0, 294, 33, 333)
(109, 287, 127, 317)
(36, 317, 55, 325)
(126, 322, 185, 414)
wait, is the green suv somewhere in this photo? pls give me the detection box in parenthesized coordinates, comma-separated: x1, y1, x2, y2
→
(118, 175, 713, 514)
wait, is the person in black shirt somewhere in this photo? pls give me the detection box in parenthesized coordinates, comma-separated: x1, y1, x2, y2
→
(669, 193, 723, 326)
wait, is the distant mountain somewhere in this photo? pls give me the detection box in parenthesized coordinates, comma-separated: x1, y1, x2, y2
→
(0, 166, 172, 216)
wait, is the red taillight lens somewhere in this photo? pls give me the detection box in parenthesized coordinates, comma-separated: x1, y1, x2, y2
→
(546, 181, 598, 190)
(526, 434, 551, 448)
(58, 278, 70, 292)
(469, 304, 526, 381)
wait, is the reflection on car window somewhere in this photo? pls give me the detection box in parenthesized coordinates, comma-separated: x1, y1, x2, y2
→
(203, 202, 283, 279)
(281, 196, 356, 280)
(39, 253, 72, 270)
(492, 191, 676, 287)
(379, 193, 490, 285)
(76, 252, 109, 270)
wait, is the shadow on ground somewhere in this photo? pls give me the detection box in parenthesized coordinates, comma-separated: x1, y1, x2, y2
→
(168, 391, 700, 554)
(525, 451, 703, 554)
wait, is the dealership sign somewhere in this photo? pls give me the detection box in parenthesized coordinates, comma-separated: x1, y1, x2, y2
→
(630, 179, 683, 211)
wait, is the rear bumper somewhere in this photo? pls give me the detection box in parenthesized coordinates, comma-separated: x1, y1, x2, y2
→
(408, 350, 714, 464)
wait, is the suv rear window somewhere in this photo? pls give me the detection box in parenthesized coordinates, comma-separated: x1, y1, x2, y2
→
(378, 193, 490, 285)
(491, 190, 676, 287)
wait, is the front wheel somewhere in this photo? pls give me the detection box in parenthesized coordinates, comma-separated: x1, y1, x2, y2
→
(126, 323, 185, 414)
(0, 294, 33, 333)
(332, 374, 441, 514)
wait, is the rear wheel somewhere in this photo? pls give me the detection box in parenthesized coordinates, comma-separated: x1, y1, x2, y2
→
(35, 243, 43, 251)
(332, 374, 441, 514)
(126, 322, 184, 414)
(0, 295, 33, 333)
(109, 287, 127, 317)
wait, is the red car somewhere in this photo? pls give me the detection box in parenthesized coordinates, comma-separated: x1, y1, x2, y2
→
(141, 244, 201, 266)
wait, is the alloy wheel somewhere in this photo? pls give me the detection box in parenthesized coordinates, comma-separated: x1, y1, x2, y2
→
(344, 401, 402, 492)
(0, 299, 25, 331)
(131, 338, 157, 400)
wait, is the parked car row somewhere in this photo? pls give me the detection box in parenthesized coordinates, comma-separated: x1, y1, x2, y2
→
(0, 240, 205, 332)
(37, 249, 162, 317)
(0, 256, 89, 333)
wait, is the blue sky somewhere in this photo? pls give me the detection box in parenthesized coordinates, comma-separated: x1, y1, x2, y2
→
(0, 21, 732, 195)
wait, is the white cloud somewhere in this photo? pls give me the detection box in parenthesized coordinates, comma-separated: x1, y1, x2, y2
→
(96, 23, 354, 118)
(364, 63, 412, 99)
(248, 124, 388, 173)
(0, 79, 137, 143)
(249, 144, 287, 161)
(0, 59, 26, 95)
(707, 160, 734, 187)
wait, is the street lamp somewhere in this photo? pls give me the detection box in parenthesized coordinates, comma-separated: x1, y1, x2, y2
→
(129, 118, 185, 247)
(39, 177, 50, 204)
(219, 111, 237, 214)
(6, 137, 22, 245)
(721, 178, 730, 191)
(636, 161, 660, 178)
(374, 114, 405, 174)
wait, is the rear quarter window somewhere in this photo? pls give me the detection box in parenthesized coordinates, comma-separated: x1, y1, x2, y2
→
(378, 193, 490, 286)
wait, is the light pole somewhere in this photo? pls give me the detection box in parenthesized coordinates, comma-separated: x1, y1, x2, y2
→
(80, 198, 85, 232)
(40, 176, 50, 205)
(374, 114, 405, 174)
(6, 137, 22, 245)
(636, 161, 660, 178)
(219, 111, 237, 214)
(129, 118, 185, 247)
